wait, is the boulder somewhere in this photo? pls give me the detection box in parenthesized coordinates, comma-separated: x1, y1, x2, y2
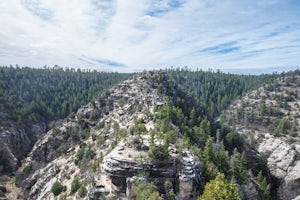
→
(278, 161, 300, 200)
(257, 134, 300, 199)
(258, 134, 295, 179)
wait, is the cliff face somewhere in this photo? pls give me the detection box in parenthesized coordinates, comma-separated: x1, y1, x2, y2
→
(0, 123, 46, 174)
(226, 75, 300, 200)
(14, 72, 203, 200)
(102, 142, 202, 199)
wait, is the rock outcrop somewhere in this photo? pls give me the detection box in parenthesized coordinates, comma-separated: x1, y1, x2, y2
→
(256, 133, 300, 200)
(258, 134, 296, 179)
(0, 123, 46, 174)
(102, 142, 202, 199)
(278, 161, 300, 200)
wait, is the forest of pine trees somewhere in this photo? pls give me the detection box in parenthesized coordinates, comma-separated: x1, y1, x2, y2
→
(0, 66, 131, 127)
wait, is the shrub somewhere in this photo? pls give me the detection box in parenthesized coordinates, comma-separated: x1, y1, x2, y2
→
(78, 185, 87, 197)
(74, 144, 95, 165)
(89, 110, 99, 120)
(136, 181, 162, 200)
(96, 121, 105, 130)
(97, 135, 106, 146)
(149, 145, 169, 160)
(70, 177, 81, 194)
(164, 180, 175, 200)
(15, 163, 32, 184)
(52, 127, 60, 136)
(23, 163, 32, 175)
(81, 128, 90, 139)
(199, 173, 240, 200)
(51, 181, 66, 196)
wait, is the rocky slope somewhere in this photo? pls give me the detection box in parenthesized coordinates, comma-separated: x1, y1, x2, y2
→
(225, 75, 300, 200)
(11, 72, 203, 200)
(0, 122, 46, 174)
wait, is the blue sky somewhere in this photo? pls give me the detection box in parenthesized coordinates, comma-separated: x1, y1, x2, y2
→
(0, 0, 299, 73)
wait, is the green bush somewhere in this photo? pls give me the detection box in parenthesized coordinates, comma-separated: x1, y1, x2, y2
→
(23, 163, 32, 175)
(74, 144, 95, 165)
(15, 163, 33, 184)
(224, 131, 244, 153)
(149, 145, 169, 160)
(89, 110, 99, 120)
(136, 181, 162, 200)
(52, 127, 60, 136)
(51, 181, 66, 196)
(97, 135, 106, 146)
(78, 185, 87, 197)
(96, 121, 105, 130)
(81, 128, 90, 139)
(199, 173, 240, 200)
(71, 177, 81, 194)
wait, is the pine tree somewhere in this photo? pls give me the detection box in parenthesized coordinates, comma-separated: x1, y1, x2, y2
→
(214, 144, 230, 175)
(230, 149, 246, 185)
(257, 171, 270, 200)
(203, 136, 214, 164)
(199, 172, 240, 200)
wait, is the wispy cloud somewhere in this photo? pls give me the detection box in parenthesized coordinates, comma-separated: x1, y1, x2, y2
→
(80, 55, 126, 67)
(0, 0, 299, 73)
(21, 0, 54, 21)
(201, 42, 240, 54)
(146, 0, 184, 17)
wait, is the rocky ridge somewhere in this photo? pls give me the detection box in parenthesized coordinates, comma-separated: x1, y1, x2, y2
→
(15, 72, 203, 199)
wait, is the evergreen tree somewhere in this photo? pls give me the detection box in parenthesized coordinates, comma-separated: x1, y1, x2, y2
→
(257, 171, 270, 200)
(203, 136, 214, 164)
(136, 181, 162, 200)
(199, 172, 240, 200)
(214, 144, 230, 175)
(230, 149, 247, 185)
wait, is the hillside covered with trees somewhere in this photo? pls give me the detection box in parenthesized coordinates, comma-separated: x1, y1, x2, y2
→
(2, 67, 300, 200)
(0, 66, 131, 127)
(0, 66, 131, 174)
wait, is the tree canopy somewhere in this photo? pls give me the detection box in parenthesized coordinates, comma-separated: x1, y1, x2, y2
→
(0, 66, 131, 126)
(199, 172, 240, 200)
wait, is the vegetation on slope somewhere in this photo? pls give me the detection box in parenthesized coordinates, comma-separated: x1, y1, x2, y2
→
(0, 66, 131, 127)
(225, 69, 300, 138)
(153, 69, 282, 199)
(158, 68, 277, 120)
(7, 68, 300, 199)
(199, 172, 240, 200)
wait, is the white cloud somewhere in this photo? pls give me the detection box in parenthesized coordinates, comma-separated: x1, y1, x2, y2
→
(0, 0, 299, 73)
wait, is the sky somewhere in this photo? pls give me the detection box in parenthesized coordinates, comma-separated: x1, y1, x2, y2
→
(0, 0, 300, 73)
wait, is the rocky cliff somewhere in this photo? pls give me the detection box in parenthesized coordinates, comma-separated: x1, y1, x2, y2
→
(0, 123, 46, 174)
